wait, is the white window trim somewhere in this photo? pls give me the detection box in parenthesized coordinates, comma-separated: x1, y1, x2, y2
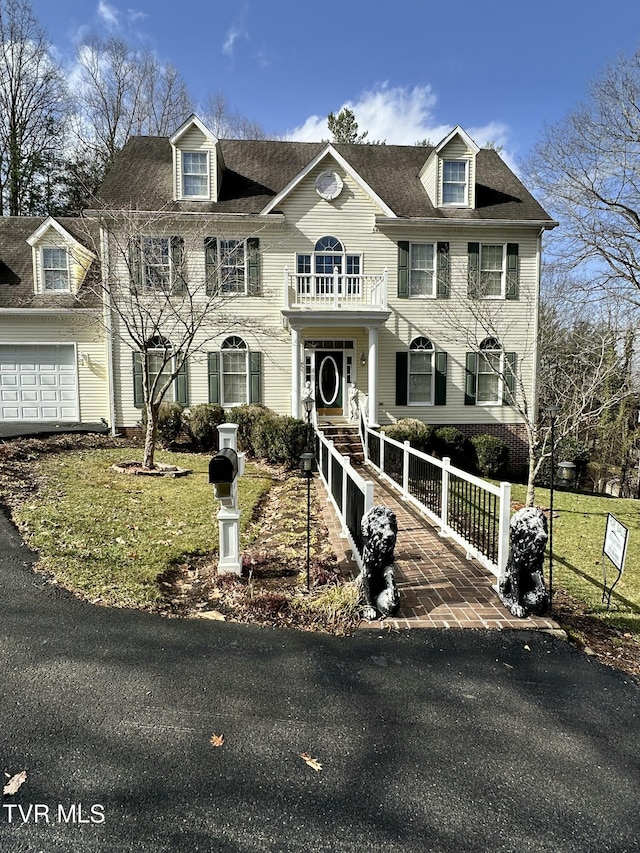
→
(217, 239, 248, 296)
(221, 336, 250, 406)
(479, 243, 507, 300)
(409, 242, 437, 299)
(146, 347, 176, 403)
(141, 237, 173, 292)
(41, 246, 71, 293)
(441, 158, 469, 207)
(181, 150, 210, 200)
(476, 348, 504, 406)
(408, 337, 435, 406)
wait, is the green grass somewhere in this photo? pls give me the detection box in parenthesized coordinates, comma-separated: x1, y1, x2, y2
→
(511, 484, 640, 635)
(13, 448, 272, 609)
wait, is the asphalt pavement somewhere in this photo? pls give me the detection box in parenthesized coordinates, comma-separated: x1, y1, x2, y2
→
(0, 507, 638, 853)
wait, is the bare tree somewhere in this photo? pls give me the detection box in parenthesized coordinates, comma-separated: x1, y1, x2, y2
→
(0, 0, 68, 215)
(77, 208, 282, 469)
(527, 47, 640, 304)
(71, 35, 193, 178)
(200, 92, 267, 140)
(440, 259, 635, 505)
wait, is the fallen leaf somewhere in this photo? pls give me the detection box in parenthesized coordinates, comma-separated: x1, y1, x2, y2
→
(210, 733, 224, 747)
(300, 752, 322, 772)
(199, 610, 226, 621)
(524, 644, 531, 651)
(3, 770, 27, 795)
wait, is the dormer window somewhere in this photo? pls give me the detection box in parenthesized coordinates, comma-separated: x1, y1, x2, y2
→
(182, 151, 209, 198)
(442, 160, 467, 205)
(43, 247, 70, 292)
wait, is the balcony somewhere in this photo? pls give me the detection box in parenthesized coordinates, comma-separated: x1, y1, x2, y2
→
(283, 266, 388, 311)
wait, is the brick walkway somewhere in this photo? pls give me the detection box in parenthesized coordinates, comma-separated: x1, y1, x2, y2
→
(317, 471, 559, 631)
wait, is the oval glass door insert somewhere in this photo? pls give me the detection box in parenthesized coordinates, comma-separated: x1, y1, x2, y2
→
(318, 356, 339, 405)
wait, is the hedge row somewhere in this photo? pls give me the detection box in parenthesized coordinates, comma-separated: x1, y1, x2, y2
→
(148, 402, 311, 469)
(381, 418, 509, 478)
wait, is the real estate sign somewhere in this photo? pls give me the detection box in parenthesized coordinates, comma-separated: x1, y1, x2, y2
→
(602, 513, 629, 608)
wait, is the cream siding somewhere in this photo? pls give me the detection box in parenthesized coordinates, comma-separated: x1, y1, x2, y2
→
(32, 235, 93, 295)
(418, 153, 438, 206)
(173, 126, 219, 202)
(437, 137, 476, 208)
(0, 315, 109, 422)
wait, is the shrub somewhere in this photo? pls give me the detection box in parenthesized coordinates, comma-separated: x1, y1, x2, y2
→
(252, 413, 308, 467)
(470, 433, 509, 477)
(141, 401, 185, 449)
(225, 404, 268, 455)
(382, 418, 433, 453)
(186, 403, 226, 451)
(535, 436, 590, 487)
(432, 426, 466, 463)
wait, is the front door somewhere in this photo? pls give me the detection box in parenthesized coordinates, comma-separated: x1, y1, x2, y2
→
(315, 351, 343, 415)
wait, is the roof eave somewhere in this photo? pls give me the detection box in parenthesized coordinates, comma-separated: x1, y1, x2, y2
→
(375, 216, 559, 230)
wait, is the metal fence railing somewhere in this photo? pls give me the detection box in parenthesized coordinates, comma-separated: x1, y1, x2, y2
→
(359, 407, 511, 578)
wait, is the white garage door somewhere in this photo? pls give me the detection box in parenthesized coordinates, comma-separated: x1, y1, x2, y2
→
(0, 344, 79, 421)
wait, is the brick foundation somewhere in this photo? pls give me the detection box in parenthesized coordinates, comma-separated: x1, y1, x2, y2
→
(452, 422, 529, 481)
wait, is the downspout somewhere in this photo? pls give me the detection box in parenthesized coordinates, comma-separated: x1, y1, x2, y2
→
(100, 224, 117, 436)
(532, 229, 544, 420)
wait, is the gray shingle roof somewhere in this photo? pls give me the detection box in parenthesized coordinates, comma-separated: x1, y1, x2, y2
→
(96, 136, 554, 223)
(0, 217, 101, 310)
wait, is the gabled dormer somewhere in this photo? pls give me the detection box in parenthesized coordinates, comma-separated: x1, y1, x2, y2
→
(26, 217, 96, 295)
(170, 115, 224, 202)
(419, 126, 480, 210)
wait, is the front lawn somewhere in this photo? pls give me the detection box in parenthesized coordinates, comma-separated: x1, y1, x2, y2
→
(11, 447, 273, 608)
(511, 483, 640, 638)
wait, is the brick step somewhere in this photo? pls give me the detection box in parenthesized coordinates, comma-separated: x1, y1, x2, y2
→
(317, 423, 365, 464)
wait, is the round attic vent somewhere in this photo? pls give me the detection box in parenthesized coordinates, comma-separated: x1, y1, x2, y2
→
(315, 170, 343, 201)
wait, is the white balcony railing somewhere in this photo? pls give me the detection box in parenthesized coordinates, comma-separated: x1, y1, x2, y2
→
(283, 266, 388, 310)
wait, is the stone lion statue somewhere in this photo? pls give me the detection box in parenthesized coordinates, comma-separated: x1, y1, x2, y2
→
(359, 506, 400, 620)
(498, 507, 549, 618)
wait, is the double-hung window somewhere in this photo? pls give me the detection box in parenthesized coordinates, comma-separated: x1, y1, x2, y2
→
(409, 243, 435, 297)
(442, 160, 467, 205)
(43, 247, 70, 292)
(205, 237, 261, 296)
(480, 244, 505, 298)
(465, 338, 516, 407)
(142, 237, 171, 291)
(182, 152, 209, 198)
(408, 337, 434, 404)
(221, 336, 248, 405)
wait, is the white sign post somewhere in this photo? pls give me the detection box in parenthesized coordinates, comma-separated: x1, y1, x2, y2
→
(602, 513, 629, 609)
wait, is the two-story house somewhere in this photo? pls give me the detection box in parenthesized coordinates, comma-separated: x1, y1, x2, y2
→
(0, 115, 556, 473)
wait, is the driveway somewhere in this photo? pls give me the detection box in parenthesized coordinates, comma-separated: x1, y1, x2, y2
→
(0, 508, 638, 853)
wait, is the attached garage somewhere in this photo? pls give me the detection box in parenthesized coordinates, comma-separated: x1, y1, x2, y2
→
(0, 344, 79, 421)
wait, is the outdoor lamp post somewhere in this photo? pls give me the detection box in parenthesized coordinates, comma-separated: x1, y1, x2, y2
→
(302, 385, 315, 451)
(300, 451, 315, 591)
(557, 461, 576, 488)
(545, 405, 560, 614)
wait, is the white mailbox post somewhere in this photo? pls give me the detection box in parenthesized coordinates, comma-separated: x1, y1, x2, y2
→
(209, 423, 245, 576)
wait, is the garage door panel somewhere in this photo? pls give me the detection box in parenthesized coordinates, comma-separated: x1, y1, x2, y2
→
(0, 344, 79, 421)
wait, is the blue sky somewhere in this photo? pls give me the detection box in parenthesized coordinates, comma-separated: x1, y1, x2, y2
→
(31, 0, 640, 166)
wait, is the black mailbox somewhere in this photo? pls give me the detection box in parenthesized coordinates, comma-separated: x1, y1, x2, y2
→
(209, 447, 239, 485)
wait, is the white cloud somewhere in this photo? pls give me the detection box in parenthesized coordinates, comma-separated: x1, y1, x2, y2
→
(222, 5, 250, 57)
(287, 83, 514, 163)
(97, 1, 119, 28)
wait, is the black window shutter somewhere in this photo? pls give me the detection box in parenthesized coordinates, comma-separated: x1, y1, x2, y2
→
(174, 358, 188, 405)
(503, 351, 517, 405)
(170, 236, 185, 293)
(436, 242, 450, 297)
(132, 351, 143, 408)
(464, 352, 477, 405)
(505, 244, 519, 300)
(397, 241, 409, 298)
(467, 242, 479, 298)
(208, 352, 220, 404)
(395, 352, 408, 405)
(129, 237, 142, 293)
(205, 237, 218, 296)
(249, 351, 262, 403)
(247, 238, 260, 295)
(435, 351, 447, 405)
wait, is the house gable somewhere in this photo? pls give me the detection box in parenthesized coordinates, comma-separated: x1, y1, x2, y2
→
(26, 217, 96, 296)
(261, 144, 396, 218)
(420, 126, 480, 210)
(170, 115, 223, 203)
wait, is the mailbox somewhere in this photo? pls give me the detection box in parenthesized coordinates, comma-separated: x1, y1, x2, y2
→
(209, 447, 239, 500)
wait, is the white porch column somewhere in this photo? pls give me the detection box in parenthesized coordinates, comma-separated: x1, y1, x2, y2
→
(291, 326, 301, 418)
(367, 326, 379, 426)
